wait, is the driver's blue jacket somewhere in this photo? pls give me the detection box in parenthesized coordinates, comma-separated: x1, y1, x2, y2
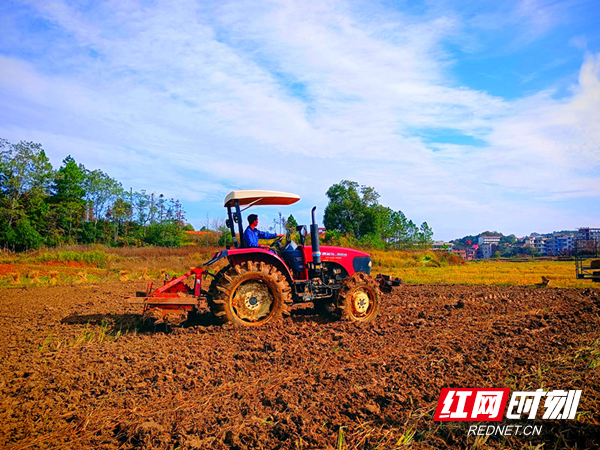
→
(243, 226, 277, 248)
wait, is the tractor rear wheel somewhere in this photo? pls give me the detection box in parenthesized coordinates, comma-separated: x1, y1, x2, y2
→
(336, 272, 380, 323)
(208, 261, 292, 326)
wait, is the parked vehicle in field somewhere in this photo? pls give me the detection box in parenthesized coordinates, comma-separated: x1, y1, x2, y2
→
(131, 190, 400, 326)
(575, 227, 600, 283)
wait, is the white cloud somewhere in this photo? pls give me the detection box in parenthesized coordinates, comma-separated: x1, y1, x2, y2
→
(481, 52, 600, 195)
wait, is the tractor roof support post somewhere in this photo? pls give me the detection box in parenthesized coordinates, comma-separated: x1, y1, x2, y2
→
(227, 205, 239, 249)
(235, 199, 245, 248)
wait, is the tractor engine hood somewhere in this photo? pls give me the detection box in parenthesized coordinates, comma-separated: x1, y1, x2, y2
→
(317, 246, 372, 275)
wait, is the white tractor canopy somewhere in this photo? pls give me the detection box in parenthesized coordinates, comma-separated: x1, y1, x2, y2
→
(223, 190, 300, 208)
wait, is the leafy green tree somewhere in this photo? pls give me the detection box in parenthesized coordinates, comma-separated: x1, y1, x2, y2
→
(418, 222, 434, 247)
(49, 156, 87, 241)
(52, 156, 85, 202)
(386, 209, 410, 247)
(500, 234, 517, 245)
(0, 140, 53, 230)
(0, 137, 206, 250)
(450, 234, 479, 247)
(218, 225, 233, 246)
(286, 214, 298, 232)
(13, 218, 44, 251)
(157, 194, 166, 223)
(0, 219, 17, 250)
(324, 180, 380, 238)
(133, 190, 150, 227)
(144, 220, 184, 247)
(324, 180, 433, 248)
(324, 180, 362, 236)
(84, 169, 123, 224)
(109, 198, 132, 242)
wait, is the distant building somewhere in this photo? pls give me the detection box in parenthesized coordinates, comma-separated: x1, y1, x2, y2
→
(453, 247, 476, 260)
(478, 235, 502, 246)
(532, 236, 547, 254)
(431, 241, 454, 252)
(545, 233, 575, 255)
(576, 228, 600, 255)
(578, 228, 600, 240)
(479, 243, 497, 259)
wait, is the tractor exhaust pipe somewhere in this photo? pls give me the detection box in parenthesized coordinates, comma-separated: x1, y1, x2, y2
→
(310, 207, 321, 272)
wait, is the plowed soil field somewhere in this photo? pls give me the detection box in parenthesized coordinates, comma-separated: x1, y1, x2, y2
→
(1, 282, 599, 449)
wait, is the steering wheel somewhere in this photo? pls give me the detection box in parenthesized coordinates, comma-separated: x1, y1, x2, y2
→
(270, 236, 284, 249)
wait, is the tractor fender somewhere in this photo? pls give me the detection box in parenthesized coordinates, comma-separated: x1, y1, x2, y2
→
(223, 248, 295, 285)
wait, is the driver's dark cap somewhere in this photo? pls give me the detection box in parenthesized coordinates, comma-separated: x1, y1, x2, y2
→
(248, 214, 258, 225)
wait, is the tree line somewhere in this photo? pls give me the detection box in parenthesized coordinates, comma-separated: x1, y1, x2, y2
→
(0, 139, 187, 251)
(1, 138, 434, 252)
(323, 180, 433, 249)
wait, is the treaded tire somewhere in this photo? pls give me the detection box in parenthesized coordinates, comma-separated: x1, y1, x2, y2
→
(336, 272, 381, 323)
(208, 261, 292, 326)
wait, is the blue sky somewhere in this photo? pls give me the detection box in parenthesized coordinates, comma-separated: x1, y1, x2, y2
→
(0, 0, 599, 240)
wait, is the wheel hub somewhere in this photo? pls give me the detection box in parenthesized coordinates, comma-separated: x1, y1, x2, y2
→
(352, 290, 370, 315)
(232, 281, 273, 321)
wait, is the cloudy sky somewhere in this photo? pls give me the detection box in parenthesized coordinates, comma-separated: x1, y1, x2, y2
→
(1, 0, 599, 240)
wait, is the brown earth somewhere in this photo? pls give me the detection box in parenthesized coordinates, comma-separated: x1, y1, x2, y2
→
(0, 282, 599, 449)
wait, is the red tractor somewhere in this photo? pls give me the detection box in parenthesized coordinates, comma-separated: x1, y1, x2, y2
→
(133, 190, 399, 327)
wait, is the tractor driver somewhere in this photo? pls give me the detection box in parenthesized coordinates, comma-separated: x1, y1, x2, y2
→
(243, 214, 278, 248)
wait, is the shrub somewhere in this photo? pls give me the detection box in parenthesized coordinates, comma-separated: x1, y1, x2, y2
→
(14, 219, 44, 251)
(143, 222, 184, 247)
(218, 230, 232, 246)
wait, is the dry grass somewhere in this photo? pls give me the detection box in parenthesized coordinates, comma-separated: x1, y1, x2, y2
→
(375, 260, 595, 288)
(0, 245, 223, 287)
(370, 249, 597, 288)
(1, 245, 598, 289)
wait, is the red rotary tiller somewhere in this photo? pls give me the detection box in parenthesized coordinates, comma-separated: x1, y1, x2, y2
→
(130, 268, 209, 326)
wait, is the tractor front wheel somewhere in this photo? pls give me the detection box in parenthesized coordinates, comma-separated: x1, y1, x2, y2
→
(209, 261, 292, 326)
(336, 272, 381, 323)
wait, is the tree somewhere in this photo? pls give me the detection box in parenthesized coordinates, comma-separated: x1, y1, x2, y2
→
(286, 214, 298, 232)
(83, 169, 123, 241)
(500, 234, 517, 245)
(323, 180, 434, 248)
(0, 140, 53, 230)
(144, 220, 184, 247)
(0, 137, 236, 250)
(418, 222, 434, 247)
(218, 224, 232, 246)
(324, 180, 376, 238)
(451, 234, 479, 247)
(52, 156, 86, 202)
(385, 209, 410, 247)
(49, 156, 87, 241)
(210, 216, 225, 246)
(13, 218, 44, 251)
(109, 198, 132, 242)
